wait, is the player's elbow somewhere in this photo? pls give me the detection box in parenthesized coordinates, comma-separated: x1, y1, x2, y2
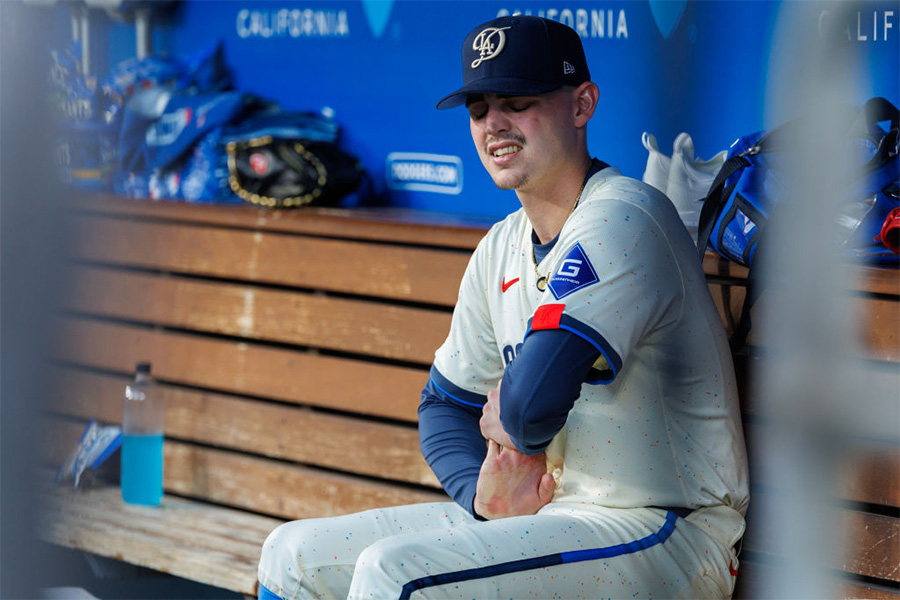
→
(500, 372, 570, 455)
(500, 391, 556, 455)
(515, 410, 561, 455)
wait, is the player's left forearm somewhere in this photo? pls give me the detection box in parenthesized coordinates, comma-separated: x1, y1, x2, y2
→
(500, 328, 599, 453)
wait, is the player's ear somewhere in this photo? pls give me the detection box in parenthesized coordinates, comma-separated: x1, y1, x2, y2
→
(573, 82, 598, 127)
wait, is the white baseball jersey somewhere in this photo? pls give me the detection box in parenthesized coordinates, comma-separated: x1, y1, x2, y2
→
(433, 166, 749, 542)
(258, 166, 750, 600)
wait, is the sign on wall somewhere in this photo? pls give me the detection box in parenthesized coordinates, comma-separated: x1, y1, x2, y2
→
(96, 1, 898, 219)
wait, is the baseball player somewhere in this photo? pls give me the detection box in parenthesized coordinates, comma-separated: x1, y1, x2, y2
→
(258, 15, 749, 600)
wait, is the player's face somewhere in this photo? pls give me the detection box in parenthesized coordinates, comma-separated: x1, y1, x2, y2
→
(467, 89, 579, 194)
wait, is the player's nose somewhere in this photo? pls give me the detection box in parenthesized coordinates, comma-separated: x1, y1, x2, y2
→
(482, 105, 511, 136)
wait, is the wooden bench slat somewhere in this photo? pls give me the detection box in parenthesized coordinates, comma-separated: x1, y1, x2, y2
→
(707, 283, 900, 362)
(855, 265, 900, 297)
(734, 559, 900, 599)
(66, 198, 900, 300)
(164, 442, 448, 520)
(858, 296, 900, 362)
(40, 508, 261, 595)
(69, 214, 470, 306)
(52, 317, 427, 422)
(742, 491, 900, 582)
(74, 195, 492, 250)
(40, 479, 274, 597)
(701, 250, 900, 298)
(841, 511, 900, 583)
(46, 367, 439, 488)
(47, 366, 897, 505)
(838, 583, 900, 600)
(743, 421, 900, 508)
(736, 354, 900, 427)
(43, 481, 269, 552)
(44, 418, 448, 521)
(63, 265, 450, 364)
(838, 444, 900, 508)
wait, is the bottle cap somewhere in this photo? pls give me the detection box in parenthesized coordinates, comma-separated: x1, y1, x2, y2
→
(136, 362, 152, 374)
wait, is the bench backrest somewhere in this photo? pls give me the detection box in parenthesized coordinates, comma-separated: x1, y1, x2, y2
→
(45, 196, 898, 598)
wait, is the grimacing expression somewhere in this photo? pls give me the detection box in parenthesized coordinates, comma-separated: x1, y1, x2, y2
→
(467, 89, 581, 193)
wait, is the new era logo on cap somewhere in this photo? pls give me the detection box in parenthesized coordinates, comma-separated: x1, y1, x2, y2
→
(563, 61, 575, 75)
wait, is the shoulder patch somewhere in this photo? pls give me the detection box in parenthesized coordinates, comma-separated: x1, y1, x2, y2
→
(548, 242, 599, 300)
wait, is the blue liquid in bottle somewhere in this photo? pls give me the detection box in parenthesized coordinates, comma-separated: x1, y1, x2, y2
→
(121, 433, 163, 505)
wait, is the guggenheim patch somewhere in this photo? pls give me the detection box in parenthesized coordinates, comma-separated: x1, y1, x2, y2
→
(548, 242, 599, 300)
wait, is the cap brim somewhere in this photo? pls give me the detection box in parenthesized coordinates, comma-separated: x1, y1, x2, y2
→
(435, 77, 562, 110)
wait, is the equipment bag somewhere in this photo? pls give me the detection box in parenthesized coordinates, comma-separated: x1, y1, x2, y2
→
(114, 107, 366, 207)
(697, 97, 900, 350)
(698, 97, 899, 267)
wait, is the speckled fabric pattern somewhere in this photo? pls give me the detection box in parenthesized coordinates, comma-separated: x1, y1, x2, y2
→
(258, 502, 737, 599)
(258, 167, 748, 600)
(434, 167, 749, 521)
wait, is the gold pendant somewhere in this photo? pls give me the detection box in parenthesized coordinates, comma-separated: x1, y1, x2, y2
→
(536, 276, 548, 292)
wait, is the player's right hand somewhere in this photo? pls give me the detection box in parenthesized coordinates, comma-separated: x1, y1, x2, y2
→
(473, 440, 555, 520)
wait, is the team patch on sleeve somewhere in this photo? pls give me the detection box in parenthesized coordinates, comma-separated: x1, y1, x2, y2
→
(548, 242, 599, 300)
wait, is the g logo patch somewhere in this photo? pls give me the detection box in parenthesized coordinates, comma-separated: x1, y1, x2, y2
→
(471, 27, 511, 68)
(548, 242, 599, 300)
(557, 258, 582, 278)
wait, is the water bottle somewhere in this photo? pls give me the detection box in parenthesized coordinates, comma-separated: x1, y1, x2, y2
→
(121, 362, 164, 505)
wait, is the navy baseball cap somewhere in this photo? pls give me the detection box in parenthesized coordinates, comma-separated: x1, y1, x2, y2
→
(436, 15, 590, 110)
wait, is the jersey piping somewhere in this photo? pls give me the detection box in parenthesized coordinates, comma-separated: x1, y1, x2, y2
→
(525, 306, 622, 384)
(397, 511, 680, 600)
(429, 365, 488, 407)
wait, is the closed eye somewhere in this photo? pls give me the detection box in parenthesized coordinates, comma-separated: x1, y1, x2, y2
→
(467, 102, 488, 121)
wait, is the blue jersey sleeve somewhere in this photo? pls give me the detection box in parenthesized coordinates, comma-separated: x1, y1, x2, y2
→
(418, 369, 488, 518)
(500, 328, 600, 455)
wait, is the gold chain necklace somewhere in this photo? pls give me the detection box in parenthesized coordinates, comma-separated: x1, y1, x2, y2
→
(533, 184, 585, 292)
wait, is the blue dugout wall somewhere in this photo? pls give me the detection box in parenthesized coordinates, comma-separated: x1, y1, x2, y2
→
(46, 1, 900, 219)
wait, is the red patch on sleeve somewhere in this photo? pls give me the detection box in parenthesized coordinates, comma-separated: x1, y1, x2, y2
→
(532, 304, 565, 331)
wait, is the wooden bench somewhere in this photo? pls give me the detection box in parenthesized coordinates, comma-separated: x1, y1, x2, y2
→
(39, 195, 899, 599)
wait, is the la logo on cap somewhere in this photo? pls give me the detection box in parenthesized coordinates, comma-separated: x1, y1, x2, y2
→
(471, 26, 511, 68)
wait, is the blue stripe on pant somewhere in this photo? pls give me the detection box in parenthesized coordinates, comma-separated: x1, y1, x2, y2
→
(258, 582, 282, 600)
(398, 510, 679, 600)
